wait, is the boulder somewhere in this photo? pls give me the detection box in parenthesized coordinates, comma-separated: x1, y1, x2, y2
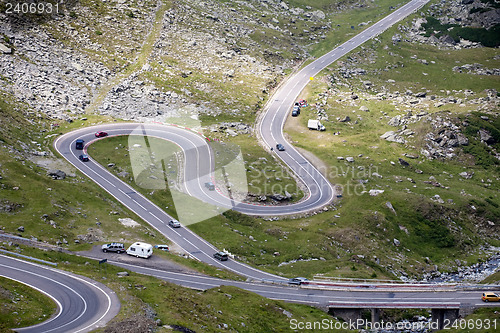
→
(388, 116, 401, 126)
(48, 169, 66, 180)
(386, 202, 397, 215)
(381, 131, 405, 144)
(459, 171, 474, 179)
(478, 129, 495, 144)
(310, 10, 326, 20)
(439, 35, 456, 45)
(431, 194, 445, 204)
(369, 189, 384, 196)
(271, 194, 287, 201)
(398, 158, 410, 166)
(0, 43, 12, 54)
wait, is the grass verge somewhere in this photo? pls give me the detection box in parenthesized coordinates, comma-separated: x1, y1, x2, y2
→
(0, 276, 56, 330)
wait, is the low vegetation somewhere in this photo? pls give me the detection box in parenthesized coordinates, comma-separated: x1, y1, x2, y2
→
(0, 246, 337, 333)
(0, 276, 56, 330)
(422, 17, 500, 48)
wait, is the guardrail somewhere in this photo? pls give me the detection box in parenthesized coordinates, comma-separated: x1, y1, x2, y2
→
(313, 275, 447, 285)
(302, 280, 459, 291)
(0, 249, 57, 267)
(328, 301, 461, 309)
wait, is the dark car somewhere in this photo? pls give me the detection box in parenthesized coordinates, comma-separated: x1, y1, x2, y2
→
(75, 139, 84, 150)
(168, 219, 181, 228)
(95, 131, 108, 138)
(79, 154, 89, 162)
(205, 182, 215, 191)
(276, 143, 285, 151)
(288, 277, 308, 285)
(213, 252, 228, 261)
(101, 242, 125, 253)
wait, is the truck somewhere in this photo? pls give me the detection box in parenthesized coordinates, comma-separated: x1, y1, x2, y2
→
(307, 119, 325, 131)
(126, 242, 153, 258)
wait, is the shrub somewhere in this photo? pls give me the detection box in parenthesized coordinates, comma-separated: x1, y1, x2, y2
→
(449, 25, 500, 47)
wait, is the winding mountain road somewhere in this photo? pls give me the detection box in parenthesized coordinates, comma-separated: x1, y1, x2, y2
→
(10, 1, 496, 332)
(0, 255, 119, 333)
(53, 0, 432, 279)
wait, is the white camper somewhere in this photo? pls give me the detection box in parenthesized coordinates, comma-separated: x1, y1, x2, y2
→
(126, 242, 153, 258)
(307, 119, 325, 131)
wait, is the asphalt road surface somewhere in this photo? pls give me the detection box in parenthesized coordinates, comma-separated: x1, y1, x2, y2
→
(51, 0, 434, 283)
(10, 1, 497, 332)
(80, 256, 498, 310)
(0, 254, 120, 333)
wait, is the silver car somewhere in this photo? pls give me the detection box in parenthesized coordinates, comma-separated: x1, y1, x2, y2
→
(168, 219, 181, 228)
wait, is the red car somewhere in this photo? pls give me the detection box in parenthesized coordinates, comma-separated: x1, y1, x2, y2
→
(95, 131, 108, 138)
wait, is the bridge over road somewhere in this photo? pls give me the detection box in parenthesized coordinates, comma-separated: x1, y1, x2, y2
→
(328, 301, 462, 331)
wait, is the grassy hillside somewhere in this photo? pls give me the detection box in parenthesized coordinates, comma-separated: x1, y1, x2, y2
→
(1, 0, 499, 330)
(0, 246, 339, 333)
(0, 276, 56, 330)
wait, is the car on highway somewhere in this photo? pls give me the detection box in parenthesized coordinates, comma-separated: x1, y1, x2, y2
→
(205, 182, 215, 191)
(95, 131, 108, 137)
(288, 277, 308, 285)
(168, 219, 181, 228)
(276, 143, 285, 151)
(482, 292, 500, 302)
(101, 242, 125, 253)
(75, 139, 84, 150)
(213, 252, 228, 261)
(79, 154, 89, 162)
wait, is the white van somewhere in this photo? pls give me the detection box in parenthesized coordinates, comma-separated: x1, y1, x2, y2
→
(126, 242, 153, 259)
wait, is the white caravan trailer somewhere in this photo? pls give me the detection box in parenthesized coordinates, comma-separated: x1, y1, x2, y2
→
(126, 242, 153, 258)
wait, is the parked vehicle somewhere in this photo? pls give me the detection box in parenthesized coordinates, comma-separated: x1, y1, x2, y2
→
(101, 242, 125, 253)
(79, 154, 89, 162)
(482, 292, 500, 302)
(288, 277, 308, 285)
(276, 143, 285, 151)
(298, 99, 307, 107)
(213, 252, 229, 261)
(307, 119, 325, 131)
(168, 219, 181, 228)
(95, 131, 108, 138)
(154, 244, 169, 251)
(292, 105, 300, 117)
(75, 139, 84, 150)
(205, 182, 215, 191)
(126, 242, 153, 258)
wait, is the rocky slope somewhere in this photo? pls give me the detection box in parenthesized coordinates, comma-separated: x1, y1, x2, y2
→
(0, 0, 340, 123)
